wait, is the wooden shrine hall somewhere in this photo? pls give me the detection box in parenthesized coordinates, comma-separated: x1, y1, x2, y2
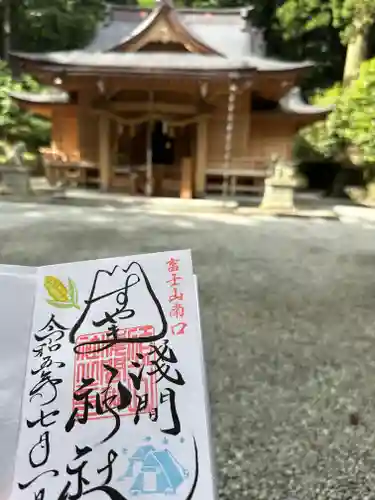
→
(10, 1, 331, 198)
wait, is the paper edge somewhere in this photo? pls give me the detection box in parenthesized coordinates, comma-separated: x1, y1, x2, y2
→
(37, 249, 193, 271)
(1, 273, 37, 499)
(194, 275, 218, 499)
(0, 265, 37, 276)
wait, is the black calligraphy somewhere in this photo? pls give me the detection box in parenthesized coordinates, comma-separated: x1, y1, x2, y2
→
(65, 364, 132, 443)
(18, 314, 67, 497)
(57, 448, 129, 500)
(128, 339, 184, 435)
(69, 262, 168, 349)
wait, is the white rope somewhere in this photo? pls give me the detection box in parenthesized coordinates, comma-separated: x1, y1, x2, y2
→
(222, 80, 237, 197)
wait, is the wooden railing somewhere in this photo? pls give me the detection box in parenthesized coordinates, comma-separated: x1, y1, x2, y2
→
(39, 147, 98, 187)
(112, 164, 147, 194)
(205, 160, 270, 196)
(39, 147, 68, 164)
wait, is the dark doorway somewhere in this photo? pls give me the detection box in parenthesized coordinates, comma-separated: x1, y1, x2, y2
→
(139, 42, 189, 52)
(251, 92, 279, 111)
(152, 121, 175, 165)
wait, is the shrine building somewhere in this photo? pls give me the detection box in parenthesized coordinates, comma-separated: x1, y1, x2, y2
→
(9, 1, 331, 198)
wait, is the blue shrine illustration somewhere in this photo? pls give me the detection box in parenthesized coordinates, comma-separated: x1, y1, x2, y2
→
(122, 443, 189, 495)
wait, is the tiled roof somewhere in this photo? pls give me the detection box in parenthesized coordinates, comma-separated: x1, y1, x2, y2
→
(109, 4, 253, 20)
(87, 5, 257, 57)
(11, 3, 313, 74)
(100, 2, 219, 54)
(11, 50, 312, 74)
(9, 87, 334, 116)
(9, 89, 69, 104)
(279, 87, 334, 115)
(9, 86, 332, 118)
(85, 21, 135, 53)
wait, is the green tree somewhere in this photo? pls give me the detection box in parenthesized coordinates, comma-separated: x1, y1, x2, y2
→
(328, 0, 375, 83)
(0, 0, 107, 57)
(295, 58, 375, 198)
(110, 0, 139, 5)
(0, 61, 50, 149)
(0, 0, 107, 151)
(332, 58, 375, 166)
(277, 0, 375, 85)
(295, 84, 343, 162)
(329, 57, 375, 199)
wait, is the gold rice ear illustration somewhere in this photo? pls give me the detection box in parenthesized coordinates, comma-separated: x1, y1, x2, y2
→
(44, 276, 80, 309)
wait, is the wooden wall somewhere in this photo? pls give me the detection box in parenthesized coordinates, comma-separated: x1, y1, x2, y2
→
(51, 98, 102, 165)
(50, 102, 101, 164)
(77, 91, 99, 163)
(206, 89, 296, 171)
(248, 114, 295, 164)
(51, 106, 79, 160)
(207, 91, 250, 169)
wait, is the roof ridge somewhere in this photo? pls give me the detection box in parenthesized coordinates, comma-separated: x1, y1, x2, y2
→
(109, 4, 253, 15)
(107, 2, 222, 56)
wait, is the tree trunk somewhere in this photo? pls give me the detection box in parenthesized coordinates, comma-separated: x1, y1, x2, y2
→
(343, 24, 369, 85)
(2, 0, 10, 62)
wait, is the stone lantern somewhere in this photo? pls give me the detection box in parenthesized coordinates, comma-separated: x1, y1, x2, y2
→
(260, 156, 304, 211)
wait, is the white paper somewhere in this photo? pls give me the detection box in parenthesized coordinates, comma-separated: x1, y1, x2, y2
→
(0, 265, 36, 276)
(0, 272, 36, 499)
(193, 276, 217, 499)
(10, 250, 215, 500)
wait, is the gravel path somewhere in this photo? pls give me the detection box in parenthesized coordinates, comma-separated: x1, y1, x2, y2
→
(1, 201, 375, 500)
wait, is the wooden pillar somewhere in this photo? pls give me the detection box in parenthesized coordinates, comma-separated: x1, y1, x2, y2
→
(180, 157, 193, 199)
(99, 113, 111, 192)
(145, 119, 153, 197)
(195, 116, 208, 198)
(145, 91, 154, 197)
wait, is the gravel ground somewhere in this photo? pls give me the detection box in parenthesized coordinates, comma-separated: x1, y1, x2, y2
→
(2, 201, 375, 500)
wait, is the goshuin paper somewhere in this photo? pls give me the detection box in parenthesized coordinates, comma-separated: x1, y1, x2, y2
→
(0, 267, 36, 499)
(5, 250, 216, 500)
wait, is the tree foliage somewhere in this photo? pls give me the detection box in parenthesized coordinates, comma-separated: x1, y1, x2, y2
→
(0, 0, 107, 150)
(277, 0, 375, 83)
(332, 58, 375, 167)
(276, 0, 375, 47)
(275, 0, 375, 182)
(295, 85, 343, 161)
(9, 0, 107, 53)
(0, 62, 50, 148)
(331, 0, 375, 42)
(297, 57, 375, 174)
